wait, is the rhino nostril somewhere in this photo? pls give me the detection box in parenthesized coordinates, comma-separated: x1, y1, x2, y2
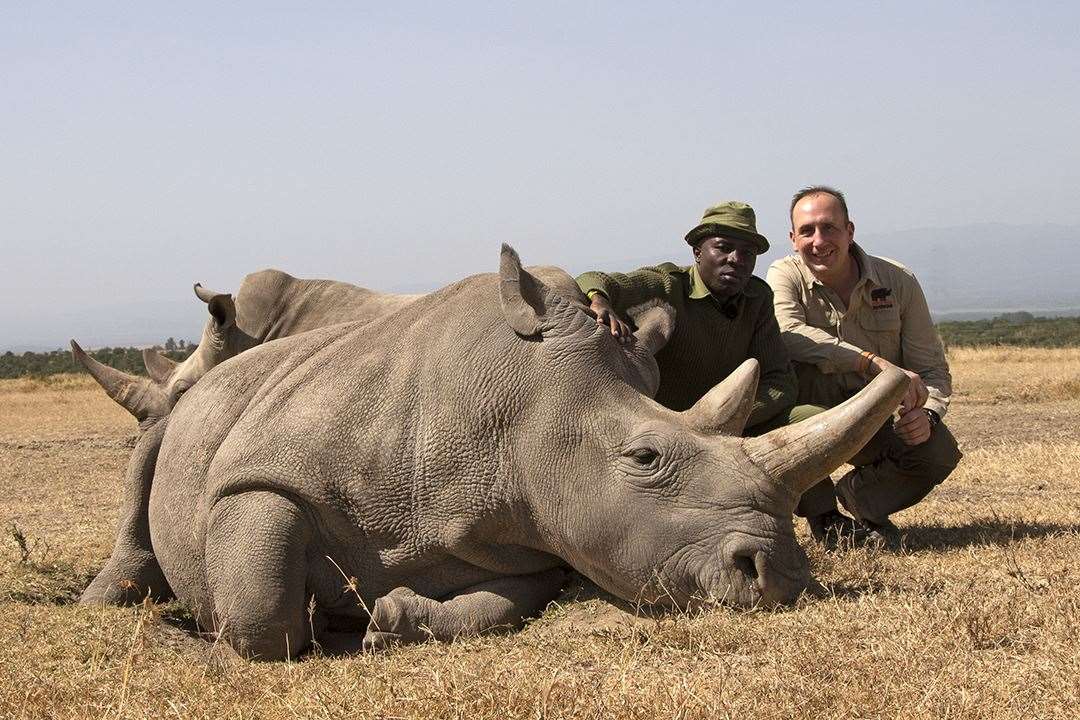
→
(732, 553, 758, 581)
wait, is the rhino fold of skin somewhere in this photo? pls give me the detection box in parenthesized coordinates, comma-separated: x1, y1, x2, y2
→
(155, 269, 424, 410)
(75, 270, 423, 606)
(87, 246, 908, 660)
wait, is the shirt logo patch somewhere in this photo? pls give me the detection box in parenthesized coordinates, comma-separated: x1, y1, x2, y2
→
(870, 287, 894, 309)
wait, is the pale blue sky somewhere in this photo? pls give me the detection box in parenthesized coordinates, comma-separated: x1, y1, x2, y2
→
(2, 2, 1078, 349)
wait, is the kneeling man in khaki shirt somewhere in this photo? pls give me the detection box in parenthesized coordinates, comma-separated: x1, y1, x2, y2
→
(766, 186, 962, 548)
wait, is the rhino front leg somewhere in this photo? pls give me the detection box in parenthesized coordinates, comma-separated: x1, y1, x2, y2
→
(362, 568, 567, 651)
(204, 491, 315, 661)
(81, 418, 174, 605)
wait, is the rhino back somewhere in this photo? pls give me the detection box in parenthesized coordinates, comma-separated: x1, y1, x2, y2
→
(151, 272, 561, 610)
(236, 269, 422, 341)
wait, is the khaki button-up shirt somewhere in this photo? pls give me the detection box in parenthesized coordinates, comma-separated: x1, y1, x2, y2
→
(766, 243, 951, 418)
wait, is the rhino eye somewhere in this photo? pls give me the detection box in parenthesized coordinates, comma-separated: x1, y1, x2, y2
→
(627, 447, 659, 466)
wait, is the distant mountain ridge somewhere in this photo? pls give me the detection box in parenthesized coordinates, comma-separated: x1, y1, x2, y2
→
(589, 222, 1079, 319)
(4, 222, 1077, 352)
(854, 222, 1080, 315)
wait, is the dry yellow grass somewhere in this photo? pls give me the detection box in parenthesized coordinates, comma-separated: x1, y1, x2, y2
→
(2, 349, 1079, 719)
(948, 346, 1080, 403)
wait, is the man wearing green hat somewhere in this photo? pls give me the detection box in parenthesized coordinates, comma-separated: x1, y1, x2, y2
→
(576, 200, 803, 465)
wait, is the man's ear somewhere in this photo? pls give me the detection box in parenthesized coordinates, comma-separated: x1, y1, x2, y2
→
(691, 243, 702, 262)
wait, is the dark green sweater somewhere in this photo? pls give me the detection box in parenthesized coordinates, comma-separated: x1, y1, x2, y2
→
(576, 263, 797, 428)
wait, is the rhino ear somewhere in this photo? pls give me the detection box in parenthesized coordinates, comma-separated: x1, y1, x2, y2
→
(628, 301, 675, 357)
(499, 244, 548, 337)
(681, 359, 760, 436)
(194, 283, 236, 329)
(142, 348, 178, 384)
(208, 294, 236, 329)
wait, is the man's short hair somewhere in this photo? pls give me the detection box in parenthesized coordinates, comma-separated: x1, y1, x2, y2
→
(789, 186, 849, 226)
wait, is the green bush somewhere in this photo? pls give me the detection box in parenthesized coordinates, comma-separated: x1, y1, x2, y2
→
(0, 344, 196, 379)
(937, 315, 1080, 348)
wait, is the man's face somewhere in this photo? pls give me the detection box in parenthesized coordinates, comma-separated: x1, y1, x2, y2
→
(790, 193, 855, 276)
(692, 236, 758, 300)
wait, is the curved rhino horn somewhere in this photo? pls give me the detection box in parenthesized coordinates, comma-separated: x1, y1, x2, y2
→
(742, 367, 907, 496)
(681, 359, 759, 436)
(142, 348, 177, 384)
(193, 282, 223, 304)
(70, 340, 170, 421)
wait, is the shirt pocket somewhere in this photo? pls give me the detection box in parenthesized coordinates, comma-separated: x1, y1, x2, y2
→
(858, 309, 902, 360)
(803, 292, 838, 334)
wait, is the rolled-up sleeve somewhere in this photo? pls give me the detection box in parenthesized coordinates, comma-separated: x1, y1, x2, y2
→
(899, 276, 952, 417)
(766, 261, 866, 374)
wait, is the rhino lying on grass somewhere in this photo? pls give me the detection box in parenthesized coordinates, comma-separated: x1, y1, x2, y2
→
(73, 269, 421, 604)
(77, 247, 905, 660)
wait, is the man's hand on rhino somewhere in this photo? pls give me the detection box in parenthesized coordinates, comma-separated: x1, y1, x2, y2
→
(894, 407, 932, 446)
(589, 293, 634, 344)
(868, 355, 928, 413)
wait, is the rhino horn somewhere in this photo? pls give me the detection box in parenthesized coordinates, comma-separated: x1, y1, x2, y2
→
(681, 359, 759, 436)
(742, 367, 907, 496)
(142, 348, 177, 384)
(193, 282, 223, 303)
(70, 340, 170, 421)
(499, 244, 548, 337)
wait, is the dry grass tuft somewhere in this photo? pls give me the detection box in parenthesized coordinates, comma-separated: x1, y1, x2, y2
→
(1, 525, 89, 605)
(1, 347, 1079, 718)
(0, 373, 97, 396)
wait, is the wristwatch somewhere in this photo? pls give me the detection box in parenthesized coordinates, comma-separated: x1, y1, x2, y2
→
(924, 408, 940, 428)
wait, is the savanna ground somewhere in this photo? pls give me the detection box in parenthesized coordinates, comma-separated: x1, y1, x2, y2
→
(1, 347, 1078, 719)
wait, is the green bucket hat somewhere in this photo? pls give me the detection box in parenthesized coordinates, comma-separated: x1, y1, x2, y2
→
(684, 200, 769, 253)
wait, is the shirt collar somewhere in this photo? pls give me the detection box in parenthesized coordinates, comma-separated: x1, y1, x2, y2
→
(687, 264, 760, 300)
(850, 243, 882, 287)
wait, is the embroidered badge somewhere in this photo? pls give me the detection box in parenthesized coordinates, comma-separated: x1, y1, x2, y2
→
(870, 287, 894, 309)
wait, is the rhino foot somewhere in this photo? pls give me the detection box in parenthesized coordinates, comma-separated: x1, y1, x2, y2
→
(361, 570, 567, 652)
(362, 587, 437, 651)
(80, 548, 174, 606)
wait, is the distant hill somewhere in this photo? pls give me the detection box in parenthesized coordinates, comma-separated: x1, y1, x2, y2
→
(3, 222, 1077, 352)
(678, 222, 1078, 319)
(591, 223, 1080, 318)
(845, 222, 1080, 315)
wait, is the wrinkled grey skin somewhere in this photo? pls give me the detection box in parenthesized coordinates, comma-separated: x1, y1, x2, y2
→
(77, 267, 595, 608)
(76, 270, 421, 605)
(151, 269, 424, 409)
(83, 246, 904, 660)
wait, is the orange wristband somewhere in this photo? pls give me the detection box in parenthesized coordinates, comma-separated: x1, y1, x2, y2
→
(859, 350, 877, 373)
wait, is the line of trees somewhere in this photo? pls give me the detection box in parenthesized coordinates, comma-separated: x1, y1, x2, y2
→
(3, 314, 1079, 380)
(0, 339, 196, 379)
(936, 314, 1080, 349)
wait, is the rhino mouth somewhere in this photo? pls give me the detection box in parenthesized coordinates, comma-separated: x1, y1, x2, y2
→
(648, 532, 810, 609)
